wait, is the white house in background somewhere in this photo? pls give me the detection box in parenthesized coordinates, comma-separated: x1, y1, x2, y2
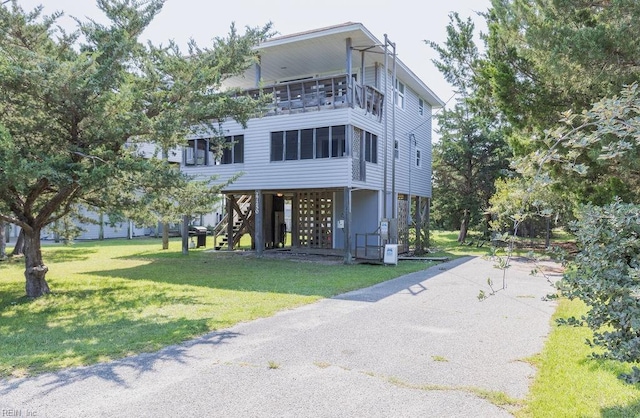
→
(182, 22, 444, 260)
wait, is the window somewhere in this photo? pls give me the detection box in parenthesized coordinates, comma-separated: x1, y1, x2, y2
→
(416, 148, 422, 168)
(216, 135, 244, 164)
(395, 80, 405, 109)
(300, 129, 314, 159)
(184, 139, 208, 166)
(316, 127, 330, 159)
(365, 132, 377, 163)
(271, 131, 284, 161)
(221, 141, 232, 164)
(207, 135, 244, 164)
(331, 126, 346, 158)
(233, 135, 244, 163)
(418, 98, 424, 116)
(270, 126, 348, 162)
(394, 139, 399, 159)
(285, 130, 299, 160)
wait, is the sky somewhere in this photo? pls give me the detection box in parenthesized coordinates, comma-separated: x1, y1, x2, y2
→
(15, 0, 492, 107)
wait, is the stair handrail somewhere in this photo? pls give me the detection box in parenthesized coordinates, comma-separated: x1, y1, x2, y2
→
(213, 194, 252, 249)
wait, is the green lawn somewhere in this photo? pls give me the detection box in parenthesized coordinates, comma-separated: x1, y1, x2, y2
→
(518, 298, 640, 417)
(429, 230, 493, 258)
(0, 238, 435, 378)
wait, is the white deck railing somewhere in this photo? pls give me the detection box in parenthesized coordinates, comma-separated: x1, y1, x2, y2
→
(244, 74, 384, 120)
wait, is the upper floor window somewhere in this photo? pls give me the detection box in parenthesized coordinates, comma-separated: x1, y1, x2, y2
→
(418, 98, 424, 116)
(271, 126, 346, 162)
(395, 80, 405, 109)
(364, 132, 378, 163)
(416, 148, 422, 168)
(219, 135, 244, 164)
(184, 139, 208, 166)
(394, 139, 399, 159)
(184, 135, 244, 166)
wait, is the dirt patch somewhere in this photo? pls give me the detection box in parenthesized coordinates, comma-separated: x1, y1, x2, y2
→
(228, 249, 345, 265)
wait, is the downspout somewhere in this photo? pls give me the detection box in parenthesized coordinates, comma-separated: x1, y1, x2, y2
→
(391, 39, 397, 223)
(383, 35, 389, 220)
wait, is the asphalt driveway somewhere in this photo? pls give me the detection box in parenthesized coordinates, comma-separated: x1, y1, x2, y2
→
(0, 256, 559, 417)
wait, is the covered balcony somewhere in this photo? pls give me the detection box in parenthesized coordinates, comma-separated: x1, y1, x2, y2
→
(244, 74, 384, 120)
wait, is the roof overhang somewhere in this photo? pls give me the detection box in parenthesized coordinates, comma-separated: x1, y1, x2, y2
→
(224, 22, 444, 108)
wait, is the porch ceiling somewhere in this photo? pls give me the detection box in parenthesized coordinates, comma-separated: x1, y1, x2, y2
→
(226, 24, 380, 89)
(223, 22, 444, 108)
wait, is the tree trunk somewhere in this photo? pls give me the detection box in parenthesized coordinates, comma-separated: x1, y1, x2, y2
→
(162, 222, 169, 250)
(23, 228, 50, 298)
(457, 209, 469, 243)
(181, 215, 189, 255)
(11, 229, 25, 256)
(0, 221, 6, 259)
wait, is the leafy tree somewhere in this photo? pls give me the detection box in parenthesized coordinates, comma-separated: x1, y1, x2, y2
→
(484, 0, 640, 134)
(432, 106, 510, 241)
(560, 201, 640, 383)
(427, 13, 512, 242)
(489, 177, 573, 242)
(502, 82, 640, 380)
(0, 0, 271, 297)
(482, 0, 640, 226)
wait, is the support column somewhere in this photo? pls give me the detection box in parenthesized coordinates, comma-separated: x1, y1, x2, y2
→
(346, 37, 352, 107)
(415, 197, 423, 255)
(343, 187, 352, 264)
(255, 190, 264, 256)
(226, 195, 233, 251)
(292, 193, 300, 247)
(425, 197, 431, 248)
(255, 57, 261, 87)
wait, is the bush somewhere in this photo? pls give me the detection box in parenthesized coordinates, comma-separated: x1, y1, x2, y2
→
(560, 200, 640, 382)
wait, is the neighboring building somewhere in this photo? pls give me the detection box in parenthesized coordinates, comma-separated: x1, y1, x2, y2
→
(184, 23, 444, 259)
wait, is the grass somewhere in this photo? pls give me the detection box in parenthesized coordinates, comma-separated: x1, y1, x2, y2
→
(517, 298, 640, 417)
(267, 360, 280, 370)
(386, 375, 521, 410)
(429, 228, 573, 260)
(429, 230, 492, 258)
(0, 237, 435, 378)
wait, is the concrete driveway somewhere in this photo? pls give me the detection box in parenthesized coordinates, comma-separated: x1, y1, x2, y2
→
(0, 256, 559, 417)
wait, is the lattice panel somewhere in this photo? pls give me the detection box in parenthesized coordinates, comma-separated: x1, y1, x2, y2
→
(296, 191, 333, 249)
(397, 196, 409, 254)
(352, 127, 363, 181)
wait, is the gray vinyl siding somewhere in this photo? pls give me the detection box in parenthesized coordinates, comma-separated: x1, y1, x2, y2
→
(184, 110, 354, 191)
(378, 69, 433, 199)
(183, 68, 433, 198)
(350, 111, 384, 190)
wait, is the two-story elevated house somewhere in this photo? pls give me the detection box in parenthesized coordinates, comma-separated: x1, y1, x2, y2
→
(182, 22, 444, 261)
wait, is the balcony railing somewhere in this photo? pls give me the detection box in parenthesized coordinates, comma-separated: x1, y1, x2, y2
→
(244, 74, 384, 120)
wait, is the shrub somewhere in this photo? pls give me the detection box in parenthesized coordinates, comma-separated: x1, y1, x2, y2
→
(560, 200, 640, 382)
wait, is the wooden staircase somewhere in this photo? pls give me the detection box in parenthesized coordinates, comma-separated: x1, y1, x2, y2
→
(213, 195, 253, 250)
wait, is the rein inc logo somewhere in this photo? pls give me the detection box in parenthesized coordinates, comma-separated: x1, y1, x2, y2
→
(2, 410, 38, 417)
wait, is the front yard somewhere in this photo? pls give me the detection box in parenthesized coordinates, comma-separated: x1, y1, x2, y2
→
(0, 238, 434, 378)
